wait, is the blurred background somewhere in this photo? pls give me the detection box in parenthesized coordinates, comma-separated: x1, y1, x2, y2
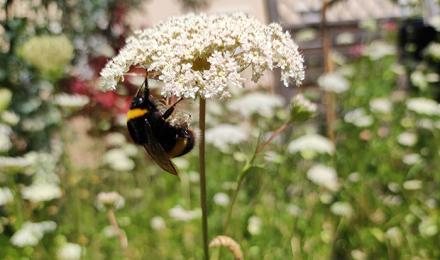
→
(1, 0, 440, 259)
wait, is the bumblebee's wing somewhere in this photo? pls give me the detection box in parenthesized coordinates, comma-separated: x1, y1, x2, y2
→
(142, 119, 178, 175)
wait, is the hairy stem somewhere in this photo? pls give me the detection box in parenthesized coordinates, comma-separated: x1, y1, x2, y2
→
(199, 97, 209, 260)
(106, 209, 128, 251)
(224, 122, 290, 234)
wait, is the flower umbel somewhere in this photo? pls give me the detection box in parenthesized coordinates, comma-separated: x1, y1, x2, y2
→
(100, 13, 304, 98)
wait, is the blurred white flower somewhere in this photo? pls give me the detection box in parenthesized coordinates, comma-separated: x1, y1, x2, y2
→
(0, 187, 13, 206)
(425, 42, 440, 60)
(0, 156, 32, 171)
(344, 108, 373, 127)
(287, 204, 302, 216)
(150, 216, 166, 230)
(318, 72, 349, 93)
(213, 192, 230, 207)
(227, 92, 284, 118)
(295, 28, 317, 42)
(335, 32, 355, 45)
(419, 218, 438, 237)
(0, 124, 12, 152)
(21, 183, 62, 203)
(307, 165, 339, 191)
(53, 93, 89, 109)
(96, 191, 125, 210)
(385, 227, 403, 247)
(403, 179, 422, 190)
(351, 249, 367, 260)
(320, 192, 333, 204)
(264, 151, 283, 164)
(100, 13, 304, 98)
(348, 172, 361, 183)
(428, 15, 440, 31)
(105, 132, 127, 147)
(369, 97, 392, 114)
(406, 98, 440, 116)
(411, 71, 428, 90)
(11, 221, 57, 247)
(247, 216, 262, 235)
(173, 157, 190, 170)
(103, 148, 135, 171)
(169, 205, 201, 221)
(330, 202, 353, 218)
(364, 41, 395, 60)
(291, 94, 317, 121)
(397, 132, 417, 147)
(288, 134, 334, 157)
(402, 153, 422, 165)
(57, 243, 82, 260)
(1, 111, 20, 125)
(206, 124, 248, 152)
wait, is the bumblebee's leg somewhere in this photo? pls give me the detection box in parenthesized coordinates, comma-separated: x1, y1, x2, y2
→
(162, 97, 184, 119)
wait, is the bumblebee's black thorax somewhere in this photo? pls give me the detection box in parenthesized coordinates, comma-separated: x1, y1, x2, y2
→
(127, 94, 194, 158)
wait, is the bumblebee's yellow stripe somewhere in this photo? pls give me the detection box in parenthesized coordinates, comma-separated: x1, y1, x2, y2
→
(168, 138, 188, 158)
(126, 108, 148, 121)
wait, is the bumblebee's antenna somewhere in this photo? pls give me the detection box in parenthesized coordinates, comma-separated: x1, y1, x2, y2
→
(135, 73, 149, 98)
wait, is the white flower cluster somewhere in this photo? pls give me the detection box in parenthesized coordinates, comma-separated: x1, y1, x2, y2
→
(96, 191, 125, 211)
(227, 92, 284, 118)
(11, 221, 57, 247)
(100, 13, 304, 98)
(206, 124, 248, 152)
(318, 72, 349, 93)
(288, 134, 334, 155)
(168, 205, 201, 221)
(406, 97, 440, 116)
(57, 243, 82, 260)
(307, 164, 339, 192)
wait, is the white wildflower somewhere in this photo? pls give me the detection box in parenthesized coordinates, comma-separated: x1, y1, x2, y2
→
(0, 187, 13, 206)
(351, 249, 367, 260)
(105, 132, 127, 147)
(150, 216, 166, 230)
(1, 111, 20, 125)
(330, 202, 353, 218)
(169, 205, 201, 221)
(348, 172, 361, 182)
(385, 227, 403, 247)
(335, 32, 355, 45)
(397, 132, 417, 147)
(103, 148, 135, 171)
(227, 92, 283, 118)
(99, 13, 304, 98)
(320, 192, 333, 204)
(291, 94, 317, 121)
(21, 183, 62, 203)
(57, 243, 82, 260)
(318, 72, 349, 93)
(307, 165, 339, 191)
(53, 93, 89, 109)
(11, 221, 57, 247)
(264, 150, 283, 163)
(0, 156, 32, 171)
(96, 191, 125, 210)
(411, 71, 428, 90)
(287, 204, 302, 216)
(403, 179, 422, 190)
(288, 134, 334, 157)
(402, 153, 422, 165)
(406, 97, 440, 116)
(364, 41, 395, 60)
(213, 192, 230, 207)
(419, 218, 438, 237)
(247, 216, 262, 235)
(206, 124, 248, 152)
(344, 108, 373, 127)
(425, 42, 440, 61)
(369, 97, 392, 114)
(0, 124, 12, 152)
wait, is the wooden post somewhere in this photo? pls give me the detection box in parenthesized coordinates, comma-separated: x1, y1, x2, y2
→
(320, 0, 336, 142)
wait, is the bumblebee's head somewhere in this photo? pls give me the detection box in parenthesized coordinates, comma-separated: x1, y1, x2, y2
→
(130, 84, 153, 109)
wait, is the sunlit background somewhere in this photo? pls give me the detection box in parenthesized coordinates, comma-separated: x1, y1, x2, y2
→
(1, 0, 440, 259)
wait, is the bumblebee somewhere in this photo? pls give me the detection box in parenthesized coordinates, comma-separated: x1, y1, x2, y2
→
(126, 78, 195, 175)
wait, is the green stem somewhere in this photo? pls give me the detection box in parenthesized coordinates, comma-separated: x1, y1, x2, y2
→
(199, 97, 209, 260)
(223, 162, 252, 234)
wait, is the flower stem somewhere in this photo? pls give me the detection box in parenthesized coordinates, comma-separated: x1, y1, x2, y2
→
(106, 209, 128, 251)
(199, 97, 209, 260)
